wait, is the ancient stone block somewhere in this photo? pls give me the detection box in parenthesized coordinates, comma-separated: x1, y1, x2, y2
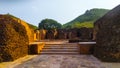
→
(29, 42, 45, 54)
(79, 42, 96, 54)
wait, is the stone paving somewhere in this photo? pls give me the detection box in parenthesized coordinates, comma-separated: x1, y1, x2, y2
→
(14, 55, 105, 68)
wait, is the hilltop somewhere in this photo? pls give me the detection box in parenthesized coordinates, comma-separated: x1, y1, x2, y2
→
(63, 8, 109, 28)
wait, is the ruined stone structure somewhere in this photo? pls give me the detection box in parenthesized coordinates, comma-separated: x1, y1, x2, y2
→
(79, 28, 93, 41)
(33, 29, 47, 41)
(46, 29, 58, 39)
(40, 29, 47, 40)
(57, 29, 69, 39)
(68, 29, 79, 39)
(0, 15, 29, 62)
(44, 28, 93, 41)
(94, 5, 120, 62)
(34, 30, 40, 41)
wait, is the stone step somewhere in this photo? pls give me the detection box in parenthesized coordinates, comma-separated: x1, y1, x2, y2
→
(41, 44, 80, 55)
(40, 52, 80, 55)
(43, 47, 79, 49)
(44, 46, 79, 48)
(44, 45, 79, 47)
(42, 49, 79, 52)
(45, 43, 78, 45)
(45, 45, 78, 47)
(45, 44, 78, 45)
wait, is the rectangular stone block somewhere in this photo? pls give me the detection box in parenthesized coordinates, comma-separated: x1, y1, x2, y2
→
(79, 42, 96, 54)
(29, 42, 45, 54)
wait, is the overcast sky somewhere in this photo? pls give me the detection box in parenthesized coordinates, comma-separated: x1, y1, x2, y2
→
(0, 0, 120, 26)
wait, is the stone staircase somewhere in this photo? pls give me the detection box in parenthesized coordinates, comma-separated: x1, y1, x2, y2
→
(41, 43, 80, 55)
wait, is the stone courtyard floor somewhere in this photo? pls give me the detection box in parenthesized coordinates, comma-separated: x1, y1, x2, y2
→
(14, 55, 105, 68)
(0, 55, 120, 68)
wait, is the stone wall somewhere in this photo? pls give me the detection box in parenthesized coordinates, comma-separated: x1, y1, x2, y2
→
(57, 29, 68, 39)
(34, 30, 40, 41)
(0, 15, 29, 62)
(68, 29, 79, 39)
(12, 16, 34, 43)
(46, 29, 58, 39)
(44, 28, 93, 41)
(79, 28, 93, 41)
(94, 5, 120, 62)
(40, 29, 47, 40)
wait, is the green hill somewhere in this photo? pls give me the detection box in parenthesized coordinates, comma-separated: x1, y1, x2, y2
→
(63, 8, 109, 28)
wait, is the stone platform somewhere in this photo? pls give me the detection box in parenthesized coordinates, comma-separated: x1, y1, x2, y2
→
(14, 55, 105, 68)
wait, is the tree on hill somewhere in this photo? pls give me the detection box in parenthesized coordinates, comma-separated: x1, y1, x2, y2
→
(38, 19, 62, 30)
